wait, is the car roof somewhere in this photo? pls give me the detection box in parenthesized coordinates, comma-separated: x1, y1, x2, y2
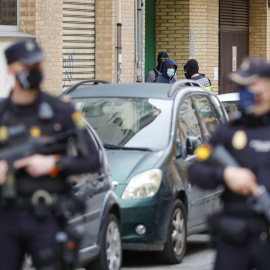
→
(218, 92, 239, 102)
(64, 82, 212, 100)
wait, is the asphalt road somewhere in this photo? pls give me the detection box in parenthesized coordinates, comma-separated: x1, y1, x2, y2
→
(122, 234, 216, 270)
(23, 234, 215, 270)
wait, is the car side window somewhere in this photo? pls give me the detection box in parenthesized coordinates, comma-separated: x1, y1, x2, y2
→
(178, 97, 203, 146)
(192, 94, 220, 140)
(209, 95, 226, 122)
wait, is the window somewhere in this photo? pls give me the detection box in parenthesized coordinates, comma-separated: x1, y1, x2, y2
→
(209, 95, 226, 122)
(192, 94, 220, 140)
(0, 0, 18, 30)
(73, 97, 173, 150)
(178, 97, 203, 145)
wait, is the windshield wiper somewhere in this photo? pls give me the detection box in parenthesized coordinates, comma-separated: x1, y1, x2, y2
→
(103, 144, 151, 151)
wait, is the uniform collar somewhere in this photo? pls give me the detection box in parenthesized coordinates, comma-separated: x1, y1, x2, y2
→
(7, 89, 43, 115)
(241, 111, 270, 126)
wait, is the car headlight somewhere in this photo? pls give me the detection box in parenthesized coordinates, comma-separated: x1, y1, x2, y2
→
(121, 169, 162, 199)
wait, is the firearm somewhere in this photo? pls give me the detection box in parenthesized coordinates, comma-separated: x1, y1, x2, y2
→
(195, 144, 270, 223)
(36, 225, 84, 270)
(0, 124, 85, 199)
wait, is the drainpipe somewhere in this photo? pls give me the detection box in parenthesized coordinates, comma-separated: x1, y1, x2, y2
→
(117, 0, 122, 83)
(136, 0, 143, 82)
(134, 0, 138, 82)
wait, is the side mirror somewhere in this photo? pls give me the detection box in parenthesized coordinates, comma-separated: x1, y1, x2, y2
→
(186, 136, 200, 155)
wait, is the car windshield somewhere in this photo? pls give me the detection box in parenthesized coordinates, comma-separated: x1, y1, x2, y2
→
(73, 97, 173, 150)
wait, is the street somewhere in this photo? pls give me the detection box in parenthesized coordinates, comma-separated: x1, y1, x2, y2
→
(24, 234, 215, 270)
(122, 234, 215, 270)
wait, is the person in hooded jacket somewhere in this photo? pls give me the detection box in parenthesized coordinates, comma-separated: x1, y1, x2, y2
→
(146, 52, 177, 82)
(153, 58, 177, 84)
(184, 59, 212, 91)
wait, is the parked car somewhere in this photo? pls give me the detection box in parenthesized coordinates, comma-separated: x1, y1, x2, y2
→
(64, 79, 227, 264)
(23, 123, 122, 270)
(218, 92, 239, 114)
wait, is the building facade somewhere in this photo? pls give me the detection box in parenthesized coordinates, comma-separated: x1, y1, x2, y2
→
(0, 0, 270, 96)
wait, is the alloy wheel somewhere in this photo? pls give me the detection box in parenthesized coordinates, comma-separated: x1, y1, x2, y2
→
(106, 220, 122, 270)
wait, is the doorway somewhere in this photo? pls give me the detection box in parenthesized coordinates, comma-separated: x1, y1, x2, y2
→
(219, 0, 249, 94)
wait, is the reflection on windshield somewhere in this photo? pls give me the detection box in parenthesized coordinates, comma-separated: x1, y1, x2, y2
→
(74, 98, 172, 150)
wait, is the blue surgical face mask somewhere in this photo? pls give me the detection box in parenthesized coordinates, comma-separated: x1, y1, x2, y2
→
(238, 87, 256, 114)
(167, 69, 175, 78)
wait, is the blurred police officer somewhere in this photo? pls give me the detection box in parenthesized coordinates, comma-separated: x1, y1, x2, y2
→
(0, 39, 100, 270)
(188, 57, 270, 270)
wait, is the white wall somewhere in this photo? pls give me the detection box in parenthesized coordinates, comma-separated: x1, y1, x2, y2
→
(0, 35, 35, 97)
(0, 39, 16, 97)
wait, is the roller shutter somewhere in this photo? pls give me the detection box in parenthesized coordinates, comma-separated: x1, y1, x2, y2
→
(63, 0, 95, 90)
(220, 0, 249, 30)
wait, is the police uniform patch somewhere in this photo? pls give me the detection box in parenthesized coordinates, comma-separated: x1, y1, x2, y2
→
(30, 126, 41, 138)
(25, 41, 35, 52)
(232, 130, 247, 150)
(0, 126, 8, 142)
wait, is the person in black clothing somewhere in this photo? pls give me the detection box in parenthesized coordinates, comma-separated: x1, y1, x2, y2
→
(0, 40, 100, 270)
(184, 59, 212, 91)
(146, 51, 178, 82)
(187, 57, 270, 270)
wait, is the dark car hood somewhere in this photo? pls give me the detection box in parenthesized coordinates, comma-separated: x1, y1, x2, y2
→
(105, 149, 163, 184)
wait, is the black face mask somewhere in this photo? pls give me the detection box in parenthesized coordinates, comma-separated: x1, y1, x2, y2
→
(184, 72, 192, 79)
(17, 69, 44, 90)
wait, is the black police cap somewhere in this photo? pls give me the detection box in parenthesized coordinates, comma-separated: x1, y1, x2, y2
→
(229, 57, 270, 85)
(5, 40, 45, 66)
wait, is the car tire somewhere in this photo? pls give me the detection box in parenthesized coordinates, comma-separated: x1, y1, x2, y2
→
(86, 214, 122, 270)
(158, 199, 187, 264)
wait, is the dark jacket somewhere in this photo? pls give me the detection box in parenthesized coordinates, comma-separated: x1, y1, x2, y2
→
(153, 59, 178, 84)
(187, 112, 270, 216)
(0, 91, 100, 195)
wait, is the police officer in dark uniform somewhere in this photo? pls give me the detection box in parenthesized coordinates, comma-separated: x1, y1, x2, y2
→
(0, 40, 100, 270)
(188, 57, 270, 270)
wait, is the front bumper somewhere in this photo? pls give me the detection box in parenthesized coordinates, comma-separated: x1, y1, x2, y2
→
(119, 195, 174, 251)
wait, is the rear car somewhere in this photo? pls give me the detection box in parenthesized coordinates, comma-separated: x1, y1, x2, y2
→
(65, 80, 227, 264)
(218, 92, 239, 114)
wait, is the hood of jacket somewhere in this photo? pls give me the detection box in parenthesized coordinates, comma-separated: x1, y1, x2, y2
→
(162, 59, 178, 78)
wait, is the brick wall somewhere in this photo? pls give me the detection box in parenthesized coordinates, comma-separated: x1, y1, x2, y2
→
(19, 0, 36, 36)
(95, 0, 117, 83)
(156, 0, 189, 80)
(35, 0, 63, 95)
(155, 0, 219, 94)
(121, 0, 135, 82)
(19, 0, 63, 95)
(96, 0, 135, 83)
(249, 0, 267, 59)
(189, 0, 219, 94)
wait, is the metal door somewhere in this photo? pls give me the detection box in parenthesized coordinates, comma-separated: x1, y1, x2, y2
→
(63, 0, 96, 91)
(219, 0, 249, 94)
